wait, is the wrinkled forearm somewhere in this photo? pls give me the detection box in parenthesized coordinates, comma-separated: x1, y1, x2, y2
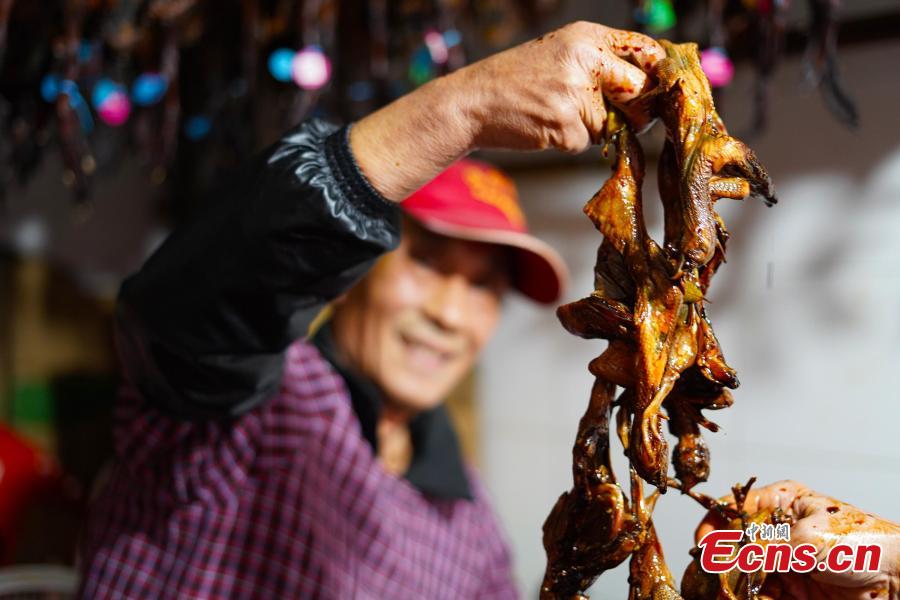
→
(350, 70, 478, 202)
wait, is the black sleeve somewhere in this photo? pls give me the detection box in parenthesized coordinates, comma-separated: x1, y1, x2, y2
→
(115, 120, 400, 419)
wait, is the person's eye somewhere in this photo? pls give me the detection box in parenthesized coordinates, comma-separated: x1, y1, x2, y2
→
(412, 252, 436, 268)
(472, 276, 493, 289)
(473, 273, 508, 293)
(410, 250, 442, 274)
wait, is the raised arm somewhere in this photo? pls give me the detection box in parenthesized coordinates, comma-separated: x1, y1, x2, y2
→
(352, 21, 664, 200)
(116, 121, 398, 418)
(117, 22, 664, 419)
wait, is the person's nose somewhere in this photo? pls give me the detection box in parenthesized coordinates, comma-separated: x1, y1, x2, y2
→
(423, 273, 470, 332)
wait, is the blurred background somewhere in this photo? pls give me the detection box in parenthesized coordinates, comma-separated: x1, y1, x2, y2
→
(0, 0, 898, 597)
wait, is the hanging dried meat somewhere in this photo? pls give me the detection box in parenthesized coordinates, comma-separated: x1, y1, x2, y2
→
(541, 40, 777, 599)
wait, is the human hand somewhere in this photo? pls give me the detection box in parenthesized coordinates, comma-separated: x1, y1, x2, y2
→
(696, 480, 900, 600)
(457, 20, 664, 153)
(351, 22, 663, 201)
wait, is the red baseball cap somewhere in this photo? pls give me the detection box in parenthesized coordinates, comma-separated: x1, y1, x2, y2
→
(401, 158, 568, 304)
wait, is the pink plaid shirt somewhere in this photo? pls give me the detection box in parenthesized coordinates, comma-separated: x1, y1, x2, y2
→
(79, 339, 517, 598)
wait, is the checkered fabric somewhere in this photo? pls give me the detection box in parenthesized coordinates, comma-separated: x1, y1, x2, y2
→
(79, 339, 517, 599)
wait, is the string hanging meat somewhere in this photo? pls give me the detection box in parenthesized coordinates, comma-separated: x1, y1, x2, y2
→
(541, 40, 777, 599)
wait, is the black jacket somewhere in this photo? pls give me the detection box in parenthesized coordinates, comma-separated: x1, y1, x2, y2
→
(115, 119, 473, 499)
(116, 120, 401, 419)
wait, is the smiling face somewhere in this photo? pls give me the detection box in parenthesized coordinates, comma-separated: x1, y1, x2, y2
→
(331, 217, 511, 415)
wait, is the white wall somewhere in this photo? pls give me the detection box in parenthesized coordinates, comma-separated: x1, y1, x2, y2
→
(478, 40, 900, 597)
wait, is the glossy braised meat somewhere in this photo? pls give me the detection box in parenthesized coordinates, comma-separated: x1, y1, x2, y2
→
(541, 379, 643, 598)
(654, 39, 776, 271)
(541, 41, 777, 599)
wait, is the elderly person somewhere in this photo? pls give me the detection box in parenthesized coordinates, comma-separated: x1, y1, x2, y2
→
(80, 22, 655, 598)
(78, 20, 898, 600)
